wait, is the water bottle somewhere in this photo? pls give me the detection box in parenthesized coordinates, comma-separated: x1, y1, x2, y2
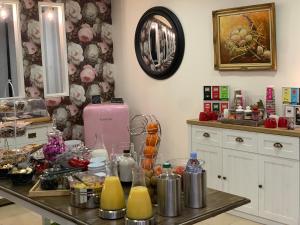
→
(183, 152, 207, 208)
(186, 151, 202, 173)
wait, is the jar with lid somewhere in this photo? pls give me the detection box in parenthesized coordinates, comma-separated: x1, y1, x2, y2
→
(235, 106, 244, 120)
(118, 150, 136, 183)
(244, 106, 252, 120)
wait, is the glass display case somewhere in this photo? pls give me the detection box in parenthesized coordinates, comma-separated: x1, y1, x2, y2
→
(0, 97, 49, 122)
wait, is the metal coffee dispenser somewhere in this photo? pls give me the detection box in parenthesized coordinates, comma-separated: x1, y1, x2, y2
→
(157, 162, 181, 217)
(183, 152, 207, 209)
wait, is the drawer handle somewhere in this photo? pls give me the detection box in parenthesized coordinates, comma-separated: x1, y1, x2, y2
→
(222, 176, 227, 180)
(273, 142, 283, 149)
(203, 132, 210, 138)
(217, 175, 222, 179)
(28, 133, 37, 139)
(258, 185, 263, 189)
(235, 137, 244, 143)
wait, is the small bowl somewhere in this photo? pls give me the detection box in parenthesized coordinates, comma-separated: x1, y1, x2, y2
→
(9, 167, 34, 185)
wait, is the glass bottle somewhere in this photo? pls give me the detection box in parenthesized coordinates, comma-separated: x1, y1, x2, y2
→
(100, 160, 126, 210)
(119, 149, 136, 183)
(91, 134, 108, 161)
(126, 167, 153, 220)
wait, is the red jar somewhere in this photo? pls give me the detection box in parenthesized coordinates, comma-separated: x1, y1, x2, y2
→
(278, 117, 288, 128)
(264, 118, 277, 128)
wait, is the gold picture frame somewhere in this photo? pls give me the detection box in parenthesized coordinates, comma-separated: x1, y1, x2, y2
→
(213, 3, 277, 71)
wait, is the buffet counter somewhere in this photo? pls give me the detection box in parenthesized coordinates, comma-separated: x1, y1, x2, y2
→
(0, 179, 250, 225)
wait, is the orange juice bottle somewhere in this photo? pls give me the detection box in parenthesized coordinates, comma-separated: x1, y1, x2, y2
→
(100, 160, 125, 210)
(126, 167, 153, 220)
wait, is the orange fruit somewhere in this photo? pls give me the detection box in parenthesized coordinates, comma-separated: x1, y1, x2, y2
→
(147, 123, 159, 134)
(143, 146, 157, 158)
(142, 158, 154, 170)
(154, 165, 162, 176)
(146, 134, 160, 146)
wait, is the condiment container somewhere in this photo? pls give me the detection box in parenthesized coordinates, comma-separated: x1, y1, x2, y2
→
(125, 167, 154, 225)
(157, 162, 181, 217)
(235, 106, 244, 120)
(40, 174, 59, 190)
(119, 150, 135, 183)
(69, 174, 103, 209)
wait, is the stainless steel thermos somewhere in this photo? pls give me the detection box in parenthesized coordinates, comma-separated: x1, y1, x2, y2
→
(157, 169, 182, 217)
(183, 170, 207, 208)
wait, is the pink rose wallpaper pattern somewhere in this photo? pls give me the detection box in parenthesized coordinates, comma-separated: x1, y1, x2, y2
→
(20, 0, 114, 141)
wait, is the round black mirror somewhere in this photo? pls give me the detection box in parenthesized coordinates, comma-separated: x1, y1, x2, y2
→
(135, 7, 185, 80)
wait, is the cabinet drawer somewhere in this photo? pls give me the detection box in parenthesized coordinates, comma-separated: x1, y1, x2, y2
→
(258, 134, 299, 160)
(191, 125, 221, 147)
(222, 129, 258, 153)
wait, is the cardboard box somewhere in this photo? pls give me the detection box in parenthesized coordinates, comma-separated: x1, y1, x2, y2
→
(282, 87, 291, 104)
(212, 86, 220, 100)
(220, 86, 229, 100)
(291, 88, 299, 105)
(204, 86, 211, 100)
(212, 102, 220, 112)
(204, 102, 212, 112)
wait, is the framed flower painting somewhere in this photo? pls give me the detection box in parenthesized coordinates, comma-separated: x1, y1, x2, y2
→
(212, 3, 277, 71)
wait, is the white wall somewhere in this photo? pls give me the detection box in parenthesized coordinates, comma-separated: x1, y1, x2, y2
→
(112, 0, 300, 159)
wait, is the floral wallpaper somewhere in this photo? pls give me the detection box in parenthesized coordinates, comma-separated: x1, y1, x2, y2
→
(20, 0, 114, 141)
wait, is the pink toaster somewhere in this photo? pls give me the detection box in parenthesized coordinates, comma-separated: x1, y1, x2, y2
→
(83, 103, 130, 156)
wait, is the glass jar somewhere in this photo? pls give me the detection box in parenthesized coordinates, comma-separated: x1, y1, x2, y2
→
(244, 106, 252, 120)
(126, 167, 153, 220)
(236, 106, 244, 120)
(119, 150, 135, 183)
(100, 160, 125, 211)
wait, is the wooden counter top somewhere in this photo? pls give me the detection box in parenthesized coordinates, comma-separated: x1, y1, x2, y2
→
(0, 179, 250, 225)
(187, 119, 300, 138)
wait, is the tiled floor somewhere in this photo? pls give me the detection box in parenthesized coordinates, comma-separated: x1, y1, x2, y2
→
(0, 204, 262, 225)
(196, 213, 262, 225)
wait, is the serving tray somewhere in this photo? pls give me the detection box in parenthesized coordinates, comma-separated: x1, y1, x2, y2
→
(28, 180, 70, 197)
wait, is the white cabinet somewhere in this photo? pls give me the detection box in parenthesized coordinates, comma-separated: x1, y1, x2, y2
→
(189, 124, 300, 225)
(259, 156, 299, 225)
(223, 149, 259, 216)
(192, 144, 222, 191)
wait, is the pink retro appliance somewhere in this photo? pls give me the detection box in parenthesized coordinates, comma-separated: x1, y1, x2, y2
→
(83, 103, 130, 156)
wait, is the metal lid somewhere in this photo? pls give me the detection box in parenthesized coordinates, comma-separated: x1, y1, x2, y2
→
(125, 216, 156, 225)
(99, 208, 126, 219)
(162, 162, 171, 168)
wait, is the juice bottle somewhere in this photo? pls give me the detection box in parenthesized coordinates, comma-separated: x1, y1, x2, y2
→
(100, 160, 125, 210)
(126, 167, 153, 220)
